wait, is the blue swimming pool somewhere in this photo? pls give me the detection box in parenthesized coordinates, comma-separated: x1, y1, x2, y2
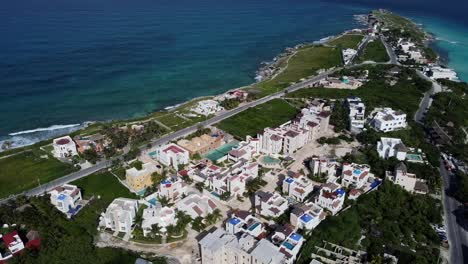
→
(282, 241, 295, 250)
(147, 198, 158, 206)
(248, 222, 260, 231)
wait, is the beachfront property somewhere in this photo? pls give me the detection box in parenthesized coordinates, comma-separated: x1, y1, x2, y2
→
(99, 198, 139, 233)
(228, 137, 260, 162)
(52, 135, 78, 158)
(423, 65, 458, 81)
(371, 108, 407, 132)
(48, 184, 82, 217)
(341, 163, 372, 189)
(177, 131, 224, 156)
(208, 159, 259, 197)
(315, 182, 346, 215)
(290, 203, 326, 231)
(226, 210, 265, 238)
(153, 143, 190, 170)
(125, 162, 162, 192)
(346, 97, 366, 132)
(191, 99, 224, 116)
(0, 231, 26, 263)
(377, 137, 408, 161)
(318, 76, 364, 89)
(255, 191, 289, 218)
(198, 228, 286, 264)
(73, 133, 106, 154)
(156, 175, 187, 202)
(342, 48, 357, 65)
(176, 194, 218, 219)
(386, 163, 429, 194)
(282, 172, 314, 202)
(141, 206, 177, 237)
(220, 89, 249, 101)
(308, 156, 339, 179)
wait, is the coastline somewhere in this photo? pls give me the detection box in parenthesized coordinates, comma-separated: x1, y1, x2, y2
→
(1, 10, 464, 152)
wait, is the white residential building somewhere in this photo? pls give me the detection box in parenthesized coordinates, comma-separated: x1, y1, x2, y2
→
(257, 124, 310, 156)
(371, 108, 407, 132)
(342, 48, 357, 65)
(274, 230, 304, 264)
(48, 184, 82, 216)
(226, 210, 265, 238)
(290, 202, 326, 231)
(377, 137, 408, 160)
(176, 194, 218, 219)
(154, 143, 190, 169)
(191, 100, 224, 116)
(0, 231, 25, 261)
(255, 191, 289, 218)
(208, 159, 259, 197)
(199, 228, 286, 264)
(386, 163, 429, 194)
(181, 161, 222, 183)
(52, 135, 78, 158)
(316, 183, 346, 215)
(157, 175, 187, 202)
(227, 137, 260, 162)
(141, 206, 177, 237)
(309, 156, 339, 179)
(341, 163, 372, 189)
(283, 173, 314, 202)
(346, 97, 366, 132)
(423, 66, 458, 81)
(100, 198, 139, 233)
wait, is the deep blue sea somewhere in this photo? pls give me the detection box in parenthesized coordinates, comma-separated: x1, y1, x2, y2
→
(1, 0, 467, 147)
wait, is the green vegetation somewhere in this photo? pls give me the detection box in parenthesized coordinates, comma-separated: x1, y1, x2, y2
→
(287, 65, 431, 118)
(216, 99, 298, 139)
(254, 46, 342, 96)
(455, 172, 468, 203)
(373, 10, 425, 42)
(298, 182, 442, 264)
(328, 34, 364, 49)
(0, 149, 77, 198)
(220, 98, 241, 110)
(357, 39, 389, 63)
(317, 137, 341, 145)
(0, 172, 147, 264)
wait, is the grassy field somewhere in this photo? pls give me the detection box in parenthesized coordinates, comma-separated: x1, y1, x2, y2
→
(328, 34, 364, 49)
(0, 150, 77, 198)
(73, 171, 136, 202)
(373, 10, 425, 42)
(357, 39, 389, 63)
(216, 99, 298, 139)
(253, 45, 342, 96)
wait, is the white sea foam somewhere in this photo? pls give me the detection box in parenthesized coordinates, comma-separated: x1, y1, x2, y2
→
(8, 124, 81, 136)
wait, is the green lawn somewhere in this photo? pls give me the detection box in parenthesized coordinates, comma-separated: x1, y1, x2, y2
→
(0, 150, 77, 198)
(254, 45, 342, 96)
(216, 99, 298, 139)
(328, 34, 364, 49)
(357, 39, 389, 63)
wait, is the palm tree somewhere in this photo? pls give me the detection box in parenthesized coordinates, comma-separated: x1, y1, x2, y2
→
(151, 223, 161, 236)
(210, 209, 222, 223)
(192, 217, 206, 232)
(158, 196, 174, 207)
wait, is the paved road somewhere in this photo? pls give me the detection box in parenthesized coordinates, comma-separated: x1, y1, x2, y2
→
(380, 36, 399, 65)
(0, 69, 335, 204)
(440, 161, 468, 264)
(414, 71, 442, 123)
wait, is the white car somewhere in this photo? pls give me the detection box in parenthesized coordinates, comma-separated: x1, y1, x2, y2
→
(434, 224, 446, 233)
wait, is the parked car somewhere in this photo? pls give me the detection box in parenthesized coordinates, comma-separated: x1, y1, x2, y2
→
(434, 224, 446, 233)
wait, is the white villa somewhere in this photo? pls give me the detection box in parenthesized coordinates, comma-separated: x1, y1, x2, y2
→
(154, 143, 190, 169)
(290, 202, 326, 231)
(208, 159, 259, 197)
(283, 173, 314, 202)
(371, 108, 407, 132)
(52, 135, 78, 158)
(100, 198, 139, 233)
(255, 191, 289, 218)
(176, 194, 218, 219)
(346, 97, 366, 132)
(141, 206, 177, 237)
(157, 175, 187, 202)
(341, 163, 372, 189)
(48, 184, 82, 217)
(228, 137, 260, 162)
(191, 100, 224, 116)
(377, 137, 408, 160)
(225, 210, 265, 239)
(309, 156, 339, 179)
(315, 183, 346, 215)
(386, 163, 429, 194)
(423, 65, 458, 81)
(199, 228, 286, 264)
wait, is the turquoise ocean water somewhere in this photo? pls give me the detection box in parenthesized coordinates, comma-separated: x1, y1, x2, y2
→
(0, 0, 467, 147)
